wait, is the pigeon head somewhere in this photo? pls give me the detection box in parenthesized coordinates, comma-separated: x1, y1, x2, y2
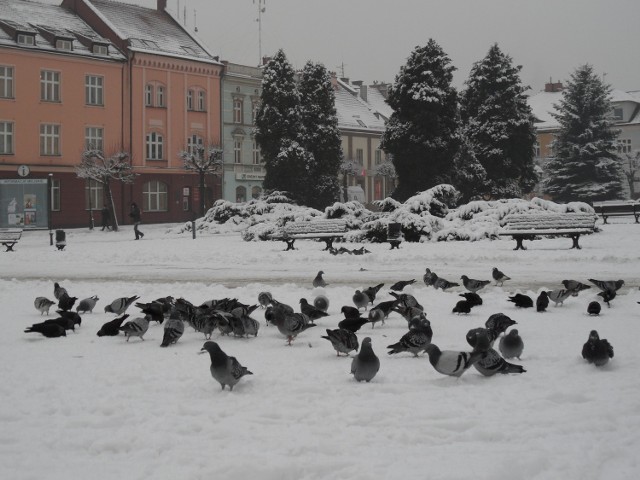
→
(588, 330, 600, 341)
(201, 341, 222, 355)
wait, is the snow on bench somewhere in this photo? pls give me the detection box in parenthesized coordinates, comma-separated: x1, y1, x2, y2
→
(0, 228, 23, 252)
(270, 219, 348, 251)
(499, 213, 597, 250)
(592, 200, 639, 224)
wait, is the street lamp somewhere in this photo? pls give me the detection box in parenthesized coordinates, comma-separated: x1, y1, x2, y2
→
(48, 173, 53, 245)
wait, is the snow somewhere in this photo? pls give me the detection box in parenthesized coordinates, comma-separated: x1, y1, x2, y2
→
(2, 219, 640, 479)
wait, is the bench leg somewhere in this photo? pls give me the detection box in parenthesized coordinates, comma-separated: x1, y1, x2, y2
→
(513, 236, 526, 251)
(602, 215, 609, 224)
(3, 242, 16, 252)
(323, 238, 335, 251)
(284, 239, 296, 251)
(570, 234, 581, 249)
(389, 240, 401, 250)
(635, 214, 639, 224)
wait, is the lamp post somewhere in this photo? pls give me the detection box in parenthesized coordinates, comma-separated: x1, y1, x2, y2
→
(48, 173, 53, 245)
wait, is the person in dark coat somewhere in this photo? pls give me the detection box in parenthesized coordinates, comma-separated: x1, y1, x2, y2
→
(129, 202, 144, 240)
(101, 206, 112, 231)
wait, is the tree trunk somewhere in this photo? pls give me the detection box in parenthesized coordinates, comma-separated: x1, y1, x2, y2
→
(199, 171, 206, 217)
(105, 179, 119, 231)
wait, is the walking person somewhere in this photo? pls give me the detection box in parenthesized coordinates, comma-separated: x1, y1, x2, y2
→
(101, 206, 112, 231)
(129, 202, 144, 240)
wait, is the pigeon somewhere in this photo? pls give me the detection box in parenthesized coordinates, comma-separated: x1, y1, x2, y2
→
(53, 282, 67, 300)
(546, 289, 573, 307)
(264, 300, 295, 326)
(508, 293, 533, 308)
(485, 313, 517, 337)
(461, 275, 491, 293)
(588, 279, 624, 296)
(257, 291, 273, 308)
(350, 337, 380, 382)
(24, 323, 66, 338)
(25, 316, 76, 334)
(433, 277, 460, 291)
(389, 292, 423, 310)
(452, 300, 472, 315)
(492, 267, 510, 286)
(390, 279, 416, 291)
(466, 327, 499, 348)
(96, 314, 129, 337)
(105, 295, 140, 315)
(363, 283, 385, 304)
(271, 312, 316, 345)
(338, 315, 369, 333)
(34, 297, 56, 316)
(561, 280, 591, 296)
(387, 318, 433, 357)
(341, 305, 361, 320)
(473, 348, 526, 376)
(321, 328, 359, 356)
(394, 305, 427, 325)
(76, 295, 99, 314)
(423, 268, 438, 287)
(313, 295, 330, 312)
(299, 298, 330, 322)
(499, 329, 524, 359)
(160, 313, 184, 347)
(119, 315, 150, 341)
(56, 310, 82, 327)
(313, 271, 328, 288)
(536, 291, 549, 312)
(587, 301, 602, 316)
(352, 290, 370, 311)
(368, 308, 386, 328)
(597, 290, 616, 308)
(135, 301, 166, 324)
(424, 330, 490, 378)
(372, 299, 399, 318)
(581, 330, 614, 367)
(57, 292, 78, 312)
(459, 292, 483, 307)
(201, 341, 253, 391)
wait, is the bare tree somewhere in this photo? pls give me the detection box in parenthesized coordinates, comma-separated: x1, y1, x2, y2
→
(620, 150, 640, 199)
(76, 149, 136, 231)
(339, 158, 360, 202)
(179, 145, 224, 217)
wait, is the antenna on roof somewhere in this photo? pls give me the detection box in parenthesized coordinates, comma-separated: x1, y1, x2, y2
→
(194, 9, 198, 32)
(336, 62, 347, 78)
(254, 0, 266, 66)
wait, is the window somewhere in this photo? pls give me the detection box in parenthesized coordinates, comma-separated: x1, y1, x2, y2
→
(187, 134, 204, 156)
(85, 127, 104, 151)
(146, 132, 164, 160)
(85, 180, 104, 210)
(251, 186, 261, 200)
(50, 178, 60, 211)
(618, 138, 632, 154)
(85, 75, 104, 106)
(251, 100, 260, 124)
(56, 39, 72, 51)
(233, 98, 243, 123)
(145, 84, 153, 106)
(375, 149, 382, 165)
(143, 181, 168, 211)
(234, 138, 242, 164)
(252, 141, 260, 164)
(186, 89, 194, 110)
(0, 122, 13, 154)
(236, 186, 246, 203)
(355, 148, 364, 164)
(0, 66, 14, 98)
(17, 34, 35, 46)
(40, 70, 60, 102)
(40, 124, 60, 155)
(612, 108, 624, 122)
(197, 90, 206, 111)
(156, 86, 165, 107)
(93, 44, 108, 55)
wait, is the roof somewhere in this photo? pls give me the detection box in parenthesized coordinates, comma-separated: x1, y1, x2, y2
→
(362, 85, 393, 122)
(0, 0, 125, 61)
(334, 79, 386, 133)
(86, 0, 221, 65)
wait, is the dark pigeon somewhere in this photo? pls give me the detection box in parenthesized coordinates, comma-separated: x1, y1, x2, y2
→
(201, 341, 253, 391)
(350, 337, 380, 382)
(587, 301, 601, 316)
(322, 328, 359, 356)
(581, 330, 614, 367)
(536, 291, 549, 312)
(508, 294, 533, 309)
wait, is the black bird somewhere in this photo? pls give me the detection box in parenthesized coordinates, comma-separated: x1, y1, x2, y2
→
(459, 292, 483, 307)
(508, 293, 533, 309)
(24, 323, 66, 338)
(499, 329, 524, 359)
(25, 317, 75, 333)
(57, 292, 78, 312)
(372, 299, 399, 319)
(452, 300, 472, 315)
(341, 305, 361, 320)
(338, 315, 369, 333)
(135, 301, 166, 324)
(492, 267, 510, 286)
(299, 298, 329, 322)
(387, 318, 433, 357)
(363, 283, 385, 304)
(587, 301, 602, 316)
(536, 291, 549, 312)
(466, 327, 499, 348)
(201, 341, 253, 391)
(322, 328, 359, 356)
(56, 310, 82, 327)
(582, 330, 614, 367)
(598, 290, 616, 308)
(485, 313, 517, 337)
(96, 314, 130, 337)
(390, 279, 416, 291)
(473, 348, 526, 376)
(350, 337, 380, 383)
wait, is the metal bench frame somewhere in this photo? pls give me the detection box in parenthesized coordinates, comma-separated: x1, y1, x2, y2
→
(592, 201, 639, 224)
(0, 228, 23, 252)
(270, 219, 348, 251)
(499, 213, 597, 250)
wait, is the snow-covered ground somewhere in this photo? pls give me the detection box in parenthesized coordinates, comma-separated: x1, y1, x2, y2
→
(1, 220, 639, 480)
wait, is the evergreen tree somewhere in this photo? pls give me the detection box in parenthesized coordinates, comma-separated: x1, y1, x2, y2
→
(543, 64, 623, 202)
(459, 43, 537, 199)
(450, 138, 488, 203)
(298, 61, 342, 209)
(381, 39, 460, 202)
(254, 50, 303, 199)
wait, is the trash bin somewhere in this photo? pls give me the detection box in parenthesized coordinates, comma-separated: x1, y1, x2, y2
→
(55, 229, 66, 251)
(387, 222, 402, 250)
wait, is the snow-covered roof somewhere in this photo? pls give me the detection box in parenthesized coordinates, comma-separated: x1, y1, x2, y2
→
(335, 79, 386, 133)
(0, 0, 125, 61)
(362, 85, 393, 122)
(86, 0, 221, 65)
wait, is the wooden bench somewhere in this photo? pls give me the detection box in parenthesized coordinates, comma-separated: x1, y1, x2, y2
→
(270, 219, 347, 251)
(0, 228, 23, 252)
(499, 213, 597, 250)
(592, 201, 639, 224)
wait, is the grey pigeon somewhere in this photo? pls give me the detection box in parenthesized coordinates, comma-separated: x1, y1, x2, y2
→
(239, 314, 260, 337)
(96, 314, 129, 337)
(34, 297, 56, 316)
(372, 299, 399, 318)
(390, 279, 416, 291)
(313, 271, 328, 288)
(24, 323, 66, 338)
(433, 277, 459, 291)
(352, 290, 369, 311)
(581, 330, 614, 367)
(492, 267, 510, 286)
(313, 295, 330, 312)
(322, 328, 359, 356)
(588, 279, 624, 296)
(350, 337, 380, 382)
(387, 318, 432, 357)
(424, 330, 490, 378)
(105, 295, 140, 315)
(461, 275, 491, 293)
(508, 293, 533, 308)
(119, 315, 150, 341)
(546, 289, 573, 307)
(423, 268, 438, 287)
(257, 291, 273, 308)
(452, 300, 472, 315)
(271, 311, 316, 345)
(485, 313, 517, 337)
(53, 282, 67, 300)
(363, 283, 385, 304)
(499, 329, 524, 359)
(459, 292, 483, 307)
(536, 291, 549, 312)
(561, 280, 591, 296)
(473, 348, 526, 376)
(76, 295, 99, 314)
(300, 298, 330, 322)
(160, 313, 184, 347)
(368, 308, 386, 328)
(587, 301, 601, 316)
(201, 341, 253, 391)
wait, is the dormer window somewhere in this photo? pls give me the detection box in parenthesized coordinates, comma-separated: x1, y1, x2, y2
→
(93, 44, 108, 55)
(612, 107, 624, 122)
(56, 39, 73, 51)
(17, 34, 35, 46)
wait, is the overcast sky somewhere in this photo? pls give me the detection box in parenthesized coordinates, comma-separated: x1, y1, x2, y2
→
(45, 0, 640, 93)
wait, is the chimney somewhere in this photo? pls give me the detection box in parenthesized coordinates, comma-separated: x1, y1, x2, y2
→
(360, 85, 368, 102)
(544, 79, 563, 92)
(157, 0, 167, 11)
(330, 71, 338, 90)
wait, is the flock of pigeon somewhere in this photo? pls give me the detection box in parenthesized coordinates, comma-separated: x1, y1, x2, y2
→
(24, 267, 622, 392)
